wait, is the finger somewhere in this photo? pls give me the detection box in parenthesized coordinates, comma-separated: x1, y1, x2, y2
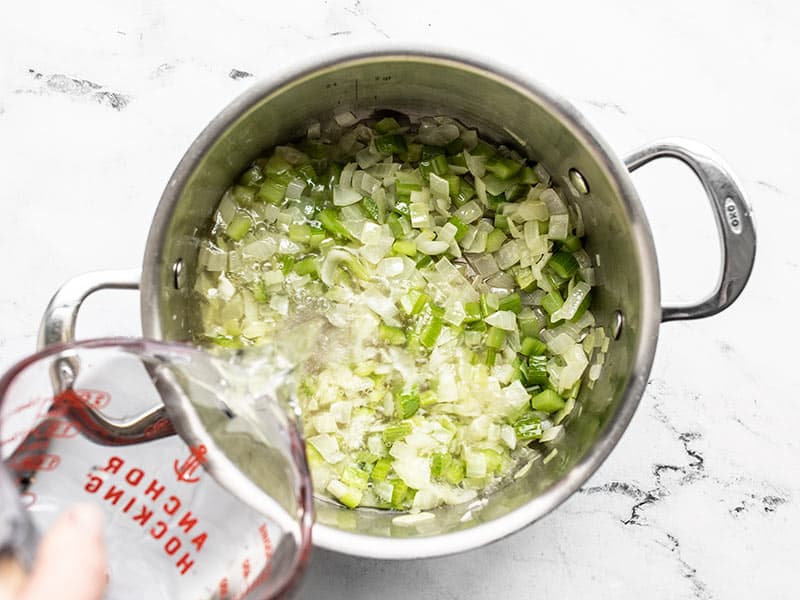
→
(20, 504, 107, 600)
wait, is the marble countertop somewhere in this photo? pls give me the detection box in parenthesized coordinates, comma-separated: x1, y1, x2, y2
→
(1, 1, 797, 598)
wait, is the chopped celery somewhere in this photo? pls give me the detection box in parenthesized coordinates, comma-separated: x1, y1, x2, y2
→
(379, 323, 407, 346)
(382, 422, 412, 444)
(548, 251, 579, 279)
(498, 292, 522, 314)
(520, 336, 547, 356)
(226, 214, 251, 241)
(513, 415, 543, 441)
(531, 389, 566, 413)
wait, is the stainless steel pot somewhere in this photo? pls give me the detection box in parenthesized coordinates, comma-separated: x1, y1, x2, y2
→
(39, 50, 756, 559)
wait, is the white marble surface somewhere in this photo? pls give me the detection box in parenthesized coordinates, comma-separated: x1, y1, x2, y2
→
(1, 1, 798, 598)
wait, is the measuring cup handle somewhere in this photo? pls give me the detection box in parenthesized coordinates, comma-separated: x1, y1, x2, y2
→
(38, 269, 141, 349)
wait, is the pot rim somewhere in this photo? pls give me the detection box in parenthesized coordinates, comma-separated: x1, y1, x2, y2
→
(141, 46, 661, 559)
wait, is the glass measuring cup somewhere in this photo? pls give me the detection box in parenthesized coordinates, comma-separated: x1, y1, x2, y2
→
(0, 337, 313, 599)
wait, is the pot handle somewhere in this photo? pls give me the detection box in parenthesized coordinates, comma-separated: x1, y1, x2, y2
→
(624, 138, 756, 322)
(38, 268, 142, 349)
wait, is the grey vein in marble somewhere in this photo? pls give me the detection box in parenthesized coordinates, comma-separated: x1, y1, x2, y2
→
(18, 69, 130, 110)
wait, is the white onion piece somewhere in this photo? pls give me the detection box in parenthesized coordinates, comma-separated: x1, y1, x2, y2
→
(540, 188, 567, 215)
(485, 310, 517, 331)
(339, 162, 357, 188)
(429, 173, 449, 200)
(309, 434, 345, 464)
(464, 151, 486, 178)
(334, 111, 358, 127)
(333, 185, 363, 206)
(552, 282, 591, 322)
(454, 200, 482, 224)
(548, 214, 569, 240)
(285, 177, 306, 200)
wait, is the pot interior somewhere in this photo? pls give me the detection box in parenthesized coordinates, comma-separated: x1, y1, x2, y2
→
(142, 54, 659, 553)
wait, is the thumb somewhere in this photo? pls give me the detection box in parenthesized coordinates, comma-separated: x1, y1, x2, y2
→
(19, 504, 108, 600)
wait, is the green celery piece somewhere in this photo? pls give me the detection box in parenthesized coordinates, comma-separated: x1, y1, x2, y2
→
(443, 458, 466, 485)
(251, 281, 268, 303)
(421, 145, 445, 160)
(541, 290, 564, 315)
(483, 449, 503, 474)
(520, 336, 547, 356)
(387, 214, 404, 238)
(355, 451, 379, 466)
(420, 315, 444, 349)
(453, 178, 475, 207)
(209, 335, 243, 349)
(265, 154, 292, 176)
(448, 215, 469, 241)
(382, 422, 412, 445)
(396, 181, 423, 194)
(485, 326, 506, 350)
(342, 465, 370, 490)
(485, 348, 497, 366)
(526, 355, 549, 386)
(392, 239, 416, 257)
(308, 226, 327, 248)
(570, 291, 592, 322)
(288, 223, 311, 243)
(239, 166, 264, 187)
(406, 143, 422, 163)
(417, 160, 434, 181)
(331, 483, 362, 509)
(561, 234, 582, 252)
(293, 256, 318, 276)
(445, 174, 461, 197)
(396, 390, 420, 419)
(463, 301, 482, 323)
(226, 214, 251, 241)
(379, 323, 407, 346)
(514, 414, 543, 441)
(278, 255, 295, 275)
(361, 197, 382, 223)
(431, 453, 451, 478)
(471, 141, 496, 157)
(318, 208, 353, 240)
(486, 156, 523, 180)
(412, 291, 431, 315)
(257, 179, 287, 204)
(390, 479, 410, 508)
(420, 389, 437, 407)
(446, 138, 464, 155)
(449, 153, 468, 168)
(504, 183, 528, 202)
(371, 458, 393, 482)
(531, 389, 565, 413)
(430, 154, 449, 176)
(232, 185, 257, 205)
(375, 117, 401, 134)
(548, 251, 579, 279)
(498, 292, 522, 314)
(519, 166, 539, 185)
(375, 134, 408, 155)
(485, 228, 507, 253)
(296, 163, 317, 186)
(494, 213, 509, 231)
(415, 254, 433, 269)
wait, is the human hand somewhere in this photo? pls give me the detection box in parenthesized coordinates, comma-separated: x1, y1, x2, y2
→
(0, 504, 107, 600)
